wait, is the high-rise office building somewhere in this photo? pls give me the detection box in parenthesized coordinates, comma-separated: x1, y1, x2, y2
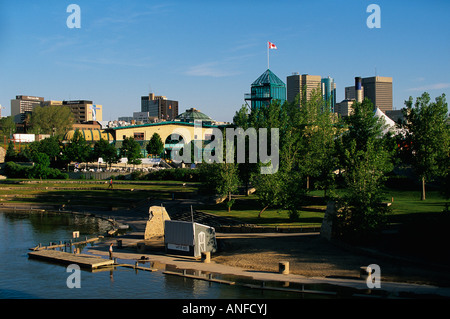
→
(343, 76, 392, 113)
(141, 93, 178, 121)
(361, 76, 393, 112)
(287, 73, 322, 105)
(245, 69, 286, 109)
(62, 100, 103, 123)
(11, 95, 44, 123)
(321, 76, 336, 112)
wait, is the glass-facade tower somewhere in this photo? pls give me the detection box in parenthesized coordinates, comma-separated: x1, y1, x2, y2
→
(245, 69, 286, 109)
(321, 76, 336, 112)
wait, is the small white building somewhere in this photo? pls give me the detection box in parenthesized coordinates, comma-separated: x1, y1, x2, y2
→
(164, 220, 217, 257)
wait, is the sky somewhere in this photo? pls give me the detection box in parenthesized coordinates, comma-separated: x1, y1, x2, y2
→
(0, 0, 449, 123)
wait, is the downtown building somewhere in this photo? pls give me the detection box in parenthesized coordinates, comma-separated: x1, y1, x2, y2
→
(287, 73, 321, 104)
(11, 95, 44, 123)
(287, 73, 336, 111)
(141, 93, 178, 121)
(62, 100, 103, 123)
(11, 95, 102, 124)
(343, 76, 393, 113)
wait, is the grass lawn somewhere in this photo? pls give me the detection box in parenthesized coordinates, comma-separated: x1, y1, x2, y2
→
(197, 187, 449, 228)
(197, 194, 325, 227)
(0, 179, 198, 208)
(1, 179, 448, 229)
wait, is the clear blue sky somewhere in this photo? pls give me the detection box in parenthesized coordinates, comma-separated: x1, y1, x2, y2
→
(1, 0, 449, 122)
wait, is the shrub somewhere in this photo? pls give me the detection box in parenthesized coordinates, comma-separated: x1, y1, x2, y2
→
(4, 161, 68, 180)
(4, 162, 28, 178)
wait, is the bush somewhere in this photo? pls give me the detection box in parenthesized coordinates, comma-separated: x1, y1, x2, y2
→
(4, 161, 68, 180)
(4, 162, 28, 178)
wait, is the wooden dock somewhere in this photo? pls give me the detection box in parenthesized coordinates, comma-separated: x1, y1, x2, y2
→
(29, 237, 100, 251)
(28, 250, 114, 270)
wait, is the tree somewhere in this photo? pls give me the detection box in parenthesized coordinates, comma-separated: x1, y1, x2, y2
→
(93, 138, 120, 168)
(146, 133, 164, 157)
(251, 170, 284, 217)
(120, 137, 142, 165)
(334, 98, 394, 241)
(232, 105, 259, 195)
(5, 141, 17, 162)
(297, 89, 338, 193)
(402, 92, 450, 200)
(198, 162, 240, 212)
(63, 129, 92, 167)
(340, 97, 386, 152)
(335, 139, 393, 242)
(28, 136, 63, 167)
(29, 105, 74, 137)
(0, 116, 16, 138)
(217, 163, 240, 212)
(29, 152, 51, 178)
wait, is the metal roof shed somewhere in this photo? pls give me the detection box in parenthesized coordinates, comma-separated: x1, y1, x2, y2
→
(164, 220, 217, 257)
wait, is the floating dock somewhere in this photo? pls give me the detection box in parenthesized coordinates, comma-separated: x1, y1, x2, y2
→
(28, 250, 114, 270)
(29, 237, 100, 251)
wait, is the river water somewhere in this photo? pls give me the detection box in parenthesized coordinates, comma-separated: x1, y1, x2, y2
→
(0, 211, 306, 299)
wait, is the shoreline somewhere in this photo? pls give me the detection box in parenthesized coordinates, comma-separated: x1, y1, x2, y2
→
(3, 202, 450, 298)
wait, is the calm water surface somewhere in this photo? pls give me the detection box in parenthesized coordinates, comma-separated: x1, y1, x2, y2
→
(0, 211, 303, 299)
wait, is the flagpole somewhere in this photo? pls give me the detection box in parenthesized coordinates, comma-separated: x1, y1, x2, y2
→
(267, 41, 269, 69)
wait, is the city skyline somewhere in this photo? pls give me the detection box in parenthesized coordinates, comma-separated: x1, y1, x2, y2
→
(0, 0, 449, 123)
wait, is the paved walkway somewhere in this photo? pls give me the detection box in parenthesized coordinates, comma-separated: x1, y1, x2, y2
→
(85, 198, 450, 299)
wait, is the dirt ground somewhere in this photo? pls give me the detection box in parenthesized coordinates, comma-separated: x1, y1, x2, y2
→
(212, 233, 450, 287)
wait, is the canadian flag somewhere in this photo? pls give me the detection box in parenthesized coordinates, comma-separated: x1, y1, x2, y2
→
(268, 42, 277, 49)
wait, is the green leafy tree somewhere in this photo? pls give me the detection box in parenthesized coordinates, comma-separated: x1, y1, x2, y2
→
(29, 105, 74, 137)
(26, 152, 68, 179)
(402, 92, 450, 200)
(5, 141, 17, 162)
(28, 136, 63, 167)
(334, 98, 394, 242)
(93, 138, 120, 168)
(217, 163, 240, 212)
(146, 133, 164, 157)
(232, 105, 259, 195)
(251, 169, 285, 217)
(297, 89, 338, 194)
(63, 130, 92, 167)
(120, 137, 142, 165)
(0, 116, 16, 138)
(29, 152, 51, 178)
(243, 100, 304, 218)
(199, 162, 240, 212)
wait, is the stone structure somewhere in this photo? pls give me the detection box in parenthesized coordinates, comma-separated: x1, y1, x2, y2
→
(0, 147, 5, 163)
(144, 206, 171, 240)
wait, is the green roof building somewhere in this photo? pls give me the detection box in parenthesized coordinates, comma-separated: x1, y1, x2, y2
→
(175, 108, 214, 125)
(245, 69, 286, 109)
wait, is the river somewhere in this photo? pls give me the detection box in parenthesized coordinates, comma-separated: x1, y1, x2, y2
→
(0, 211, 304, 299)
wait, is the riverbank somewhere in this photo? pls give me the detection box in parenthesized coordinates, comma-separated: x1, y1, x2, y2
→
(75, 197, 450, 298)
(3, 191, 450, 298)
(86, 232, 450, 298)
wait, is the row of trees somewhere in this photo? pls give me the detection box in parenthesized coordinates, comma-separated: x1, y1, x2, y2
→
(5, 128, 167, 170)
(0, 105, 75, 140)
(198, 89, 449, 241)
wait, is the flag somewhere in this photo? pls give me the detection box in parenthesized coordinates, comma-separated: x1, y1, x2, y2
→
(268, 41, 277, 49)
